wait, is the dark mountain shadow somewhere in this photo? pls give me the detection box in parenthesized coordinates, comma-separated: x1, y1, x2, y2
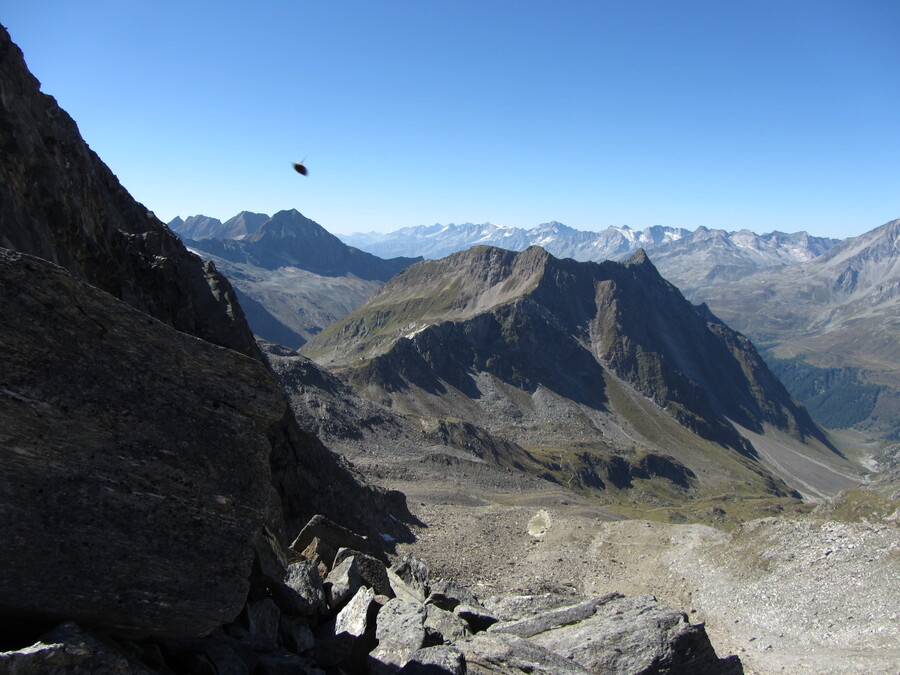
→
(233, 289, 307, 350)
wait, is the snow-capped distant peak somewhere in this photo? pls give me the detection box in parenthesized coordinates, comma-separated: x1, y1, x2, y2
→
(338, 220, 842, 269)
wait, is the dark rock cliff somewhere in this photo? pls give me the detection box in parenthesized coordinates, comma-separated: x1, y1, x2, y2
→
(0, 249, 281, 638)
(0, 23, 408, 639)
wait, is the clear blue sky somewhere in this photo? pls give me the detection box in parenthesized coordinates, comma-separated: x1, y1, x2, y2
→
(4, 1, 898, 238)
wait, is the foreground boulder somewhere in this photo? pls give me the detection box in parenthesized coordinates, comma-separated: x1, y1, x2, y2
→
(0, 250, 283, 637)
(0, 519, 742, 673)
(492, 593, 743, 674)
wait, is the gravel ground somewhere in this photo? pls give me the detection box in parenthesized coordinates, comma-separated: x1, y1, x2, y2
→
(395, 495, 900, 675)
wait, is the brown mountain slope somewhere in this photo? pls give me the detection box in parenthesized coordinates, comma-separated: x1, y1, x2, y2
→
(304, 246, 861, 500)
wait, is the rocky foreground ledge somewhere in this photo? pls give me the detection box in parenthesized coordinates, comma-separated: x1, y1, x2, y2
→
(0, 514, 742, 674)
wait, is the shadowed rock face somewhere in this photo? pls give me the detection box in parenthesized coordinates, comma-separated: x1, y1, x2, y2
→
(0, 23, 411, 542)
(0, 249, 283, 637)
(0, 24, 412, 639)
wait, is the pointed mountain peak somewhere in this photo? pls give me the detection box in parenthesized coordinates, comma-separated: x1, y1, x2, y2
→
(251, 209, 328, 240)
(625, 247, 650, 266)
(621, 248, 670, 287)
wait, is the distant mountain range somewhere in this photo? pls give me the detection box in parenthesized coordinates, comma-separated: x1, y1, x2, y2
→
(341, 221, 839, 292)
(341, 218, 898, 437)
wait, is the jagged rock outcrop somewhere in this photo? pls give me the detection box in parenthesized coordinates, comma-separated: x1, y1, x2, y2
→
(496, 593, 742, 674)
(0, 513, 743, 673)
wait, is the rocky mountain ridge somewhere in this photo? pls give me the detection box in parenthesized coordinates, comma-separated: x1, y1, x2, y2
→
(303, 244, 858, 503)
(171, 209, 421, 281)
(168, 210, 422, 349)
(1, 20, 409, 638)
(694, 218, 900, 437)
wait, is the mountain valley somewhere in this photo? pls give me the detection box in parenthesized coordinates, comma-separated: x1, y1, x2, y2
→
(300, 244, 859, 504)
(162, 185, 898, 675)
(689, 219, 900, 440)
(2, 22, 898, 675)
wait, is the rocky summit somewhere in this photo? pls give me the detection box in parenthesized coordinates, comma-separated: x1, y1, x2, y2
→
(177, 208, 420, 282)
(303, 244, 858, 502)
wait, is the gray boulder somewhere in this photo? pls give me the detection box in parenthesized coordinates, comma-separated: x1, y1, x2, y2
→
(481, 593, 579, 622)
(335, 586, 377, 637)
(389, 568, 428, 605)
(425, 605, 472, 645)
(315, 587, 379, 670)
(460, 632, 591, 675)
(391, 554, 432, 601)
(333, 548, 393, 596)
(426, 580, 482, 613)
(488, 594, 621, 638)
(326, 552, 392, 610)
(453, 604, 498, 634)
(275, 561, 328, 617)
(528, 594, 743, 674)
(370, 599, 429, 670)
(400, 645, 467, 674)
(290, 514, 374, 566)
(0, 622, 154, 674)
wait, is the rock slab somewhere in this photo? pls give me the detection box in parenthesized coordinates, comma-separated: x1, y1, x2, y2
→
(0, 250, 283, 637)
